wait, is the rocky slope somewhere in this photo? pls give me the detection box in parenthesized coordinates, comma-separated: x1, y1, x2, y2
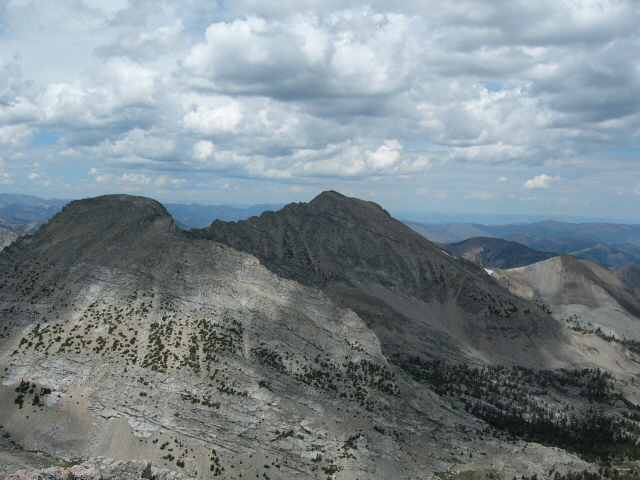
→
(2, 193, 640, 479)
(492, 256, 640, 373)
(493, 255, 640, 319)
(190, 191, 570, 368)
(614, 265, 640, 297)
(0, 457, 193, 480)
(0, 194, 595, 480)
(0, 228, 21, 252)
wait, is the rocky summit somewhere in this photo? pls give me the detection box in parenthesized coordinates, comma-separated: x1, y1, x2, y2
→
(0, 193, 639, 479)
(190, 191, 566, 367)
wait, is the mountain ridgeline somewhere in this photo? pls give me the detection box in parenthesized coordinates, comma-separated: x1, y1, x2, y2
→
(189, 191, 563, 366)
(1, 192, 640, 479)
(442, 236, 558, 269)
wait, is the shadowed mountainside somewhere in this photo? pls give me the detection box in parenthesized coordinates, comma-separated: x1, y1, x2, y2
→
(442, 237, 558, 269)
(614, 264, 640, 298)
(408, 220, 640, 246)
(190, 191, 566, 367)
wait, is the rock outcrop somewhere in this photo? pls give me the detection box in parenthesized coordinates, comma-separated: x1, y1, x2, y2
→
(0, 457, 193, 480)
(0, 228, 21, 252)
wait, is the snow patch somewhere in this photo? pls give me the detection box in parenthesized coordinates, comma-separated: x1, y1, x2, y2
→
(484, 269, 494, 275)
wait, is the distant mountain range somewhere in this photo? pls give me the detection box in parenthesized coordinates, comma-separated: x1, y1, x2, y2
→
(406, 219, 640, 271)
(0, 193, 285, 231)
(407, 219, 640, 245)
(163, 202, 285, 228)
(0, 193, 68, 233)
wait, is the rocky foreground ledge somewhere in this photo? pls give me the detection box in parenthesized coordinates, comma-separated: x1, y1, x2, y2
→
(0, 458, 195, 480)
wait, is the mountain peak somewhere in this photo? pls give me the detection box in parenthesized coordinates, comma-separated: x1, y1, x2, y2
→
(45, 194, 177, 235)
(307, 190, 392, 219)
(191, 192, 562, 366)
(3, 194, 180, 267)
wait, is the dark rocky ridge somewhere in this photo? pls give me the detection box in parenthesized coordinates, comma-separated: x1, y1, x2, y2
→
(442, 236, 558, 269)
(190, 190, 565, 366)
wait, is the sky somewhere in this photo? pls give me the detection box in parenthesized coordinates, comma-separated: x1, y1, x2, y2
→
(1, 0, 640, 221)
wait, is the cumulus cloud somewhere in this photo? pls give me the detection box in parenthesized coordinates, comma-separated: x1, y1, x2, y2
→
(523, 174, 561, 190)
(0, 157, 13, 185)
(89, 168, 151, 186)
(0, 0, 639, 214)
(185, 138, 430, 178)
(183, 101, 243, 136)
(95, 20, 185, 62)
(465, 191, 496, 200)
(179, 12, 421, 99)
(193, 140, 215, 160)
(287, 140, 428, 178)
(0, 56, 29, 105)
(0, 175, 14, 186)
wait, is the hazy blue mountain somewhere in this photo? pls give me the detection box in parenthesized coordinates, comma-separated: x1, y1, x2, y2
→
(407, 220, 640, 246)
(0, 194, 69, 232)
(0, 193, 285, 231)
(160, 202, 286, 228)
(502, 233, 597, 254)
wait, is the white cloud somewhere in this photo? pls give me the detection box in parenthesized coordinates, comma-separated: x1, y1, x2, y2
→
(286, 140, 429, 178)
(0, 124, 33, 147)
(464, 191, 496, 200)
(0, 0, 639, 216)
(179, 11, 421, 98)
(183, 102, 243, 136)
(523, 173, 561, 190)
(365, 140, 403, 170)
(170, 178, 187, 187)
(497, 176, 508, 182)
(193, 140, 215, 160)
(82, 129, 178, 168)
(28, 173, 40, 179)
(0, 157, 13, 185)
(91, 169, 151, 186)
(95, 20, 185, 62)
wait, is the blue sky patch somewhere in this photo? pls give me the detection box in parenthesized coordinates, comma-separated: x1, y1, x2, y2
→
(31, 129, 64, 145)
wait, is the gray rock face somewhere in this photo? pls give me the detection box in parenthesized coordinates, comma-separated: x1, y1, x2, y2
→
(0, 457, 193, 480)
(0, 228, 22, 252)
(614, 264, 640, 297)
